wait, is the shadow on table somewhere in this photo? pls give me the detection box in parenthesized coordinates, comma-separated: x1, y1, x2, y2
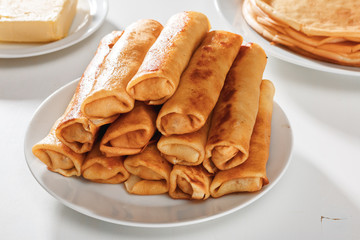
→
(270, 58, 360, 140)
(51, 151, 360, 239)
(0, 21, 122, 100)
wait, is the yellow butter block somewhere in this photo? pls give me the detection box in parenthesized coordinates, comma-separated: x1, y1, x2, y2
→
(0, 0, 78, 43)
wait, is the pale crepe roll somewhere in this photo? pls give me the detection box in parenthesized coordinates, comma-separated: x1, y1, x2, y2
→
(55, 31, 123, 154)
(100, 102, 157, 157)
(169, 165, 211, 200)
(156, 30, 243, 135)
(81, 19, 163, 121)
(157, 117, 211, 166)
(124, 144, 172, 195)
(206, 43, 267, 170)
(32, 122, 84, 177)
(82, 141, 129, 184)
(126, 11, 211, 105)
(210, 80, 274, 198)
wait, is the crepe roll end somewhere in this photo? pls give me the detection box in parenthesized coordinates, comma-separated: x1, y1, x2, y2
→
(32, 145, 81, 177)
(123, 144, 172, 195)
(212, 146, 238, 162)
(109, 129, 148, 147)
(82, 92, 135, 119)
(210, 177, 264, 198)
(202, 158, 218, 174)
(126, 75, 175, 105)
(210, 145, 248, 170)
(82, 158, 129, 184)
(124, 175, 169, 195)
(57, 122, 94, 153)
(124, 175, 141, 192)
(101, 127, 154, 157)
(169, 165, 211, 200)
(157, 112, 203, 136)
(159, 143, 201, 165)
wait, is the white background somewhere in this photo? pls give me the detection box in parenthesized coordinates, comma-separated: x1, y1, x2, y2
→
(1, 0, 360, 239)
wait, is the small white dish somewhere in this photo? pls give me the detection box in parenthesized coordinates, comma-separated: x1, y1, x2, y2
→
(215, 0, 360, 76)
(0, 0, 108, 58)
(24, 78, 293, 227)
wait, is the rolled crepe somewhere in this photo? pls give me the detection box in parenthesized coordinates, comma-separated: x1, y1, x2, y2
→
(126, 11, 211, 105)
(100, 102, 157, 157)
(169, 165, 211, 200)
(124, 144, 172, 195)
(81, 19, 163, 120)
(156, 30, 243, 135)
(82, 140, 129, 184)
(54, 31, 123, 153)
(32, 121, 84, 177)
(157, 117, 211, 166)
(210, 80, 275, 197)
(206, 43, 267, 170)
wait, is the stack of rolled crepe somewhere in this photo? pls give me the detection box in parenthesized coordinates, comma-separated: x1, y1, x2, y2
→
(32, 18, 164, 178)
(243, 0, 360, 66)
(32, 10, 276, 201)
(155, 29, 244, 199)
(32, 30, 123, 177)
(80, 19, 164, 121)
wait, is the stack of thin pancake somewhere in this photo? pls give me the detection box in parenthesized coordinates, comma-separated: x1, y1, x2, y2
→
(32, 11, 276, 200)
(243, 0, 360, 66)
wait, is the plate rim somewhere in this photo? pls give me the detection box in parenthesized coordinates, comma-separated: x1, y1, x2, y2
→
(0, 0, 109, 58)
(214, 0, 360, 77)
(24, 78, 293, 228)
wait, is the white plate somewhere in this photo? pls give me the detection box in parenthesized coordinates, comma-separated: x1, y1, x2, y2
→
(215, 0, 360, 76)
(24, 78, 293, 228)
(0, 0, 108, 58)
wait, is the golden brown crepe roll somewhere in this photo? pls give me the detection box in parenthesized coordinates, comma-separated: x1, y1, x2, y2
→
(126, 11, 211, 105)
(100, 102, 157, 157)
(32, 123, 84, 177)
(157, 117, 211, 166)
(82, 141, 129, 184)
(156, 30, 243, 135)
(169, 165, 211, 200)
(54, 31, 123, 154)
(210, 80, 275, 197)
(206, 43, 267, 170)
(81, 19, 163, 121)
(124, 144, 172, 195)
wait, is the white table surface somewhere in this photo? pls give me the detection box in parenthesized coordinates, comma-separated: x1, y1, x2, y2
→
(1, 0, 360, 239)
